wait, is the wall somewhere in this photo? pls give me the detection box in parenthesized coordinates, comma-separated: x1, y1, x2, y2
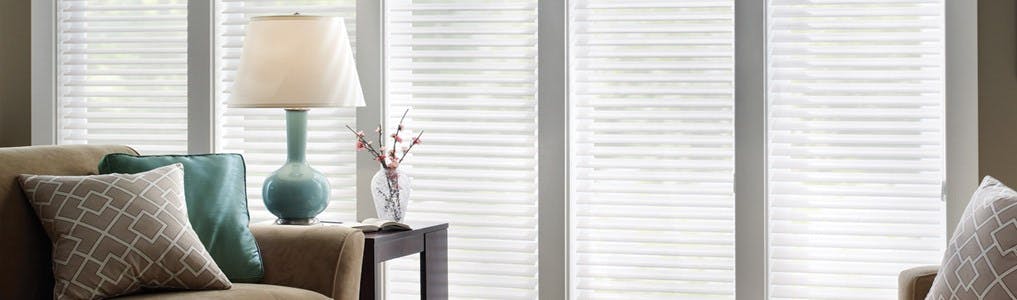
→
(0, 0, 31, 147)
(979, 0, 1017, 183)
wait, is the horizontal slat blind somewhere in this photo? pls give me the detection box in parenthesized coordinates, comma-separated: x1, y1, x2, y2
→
(214, 0, 357, 222)
(385, 0, 539, 298)
(57, 0, 188, 154)
(570, 0, 736, 299)
(767, 0, 946, 299)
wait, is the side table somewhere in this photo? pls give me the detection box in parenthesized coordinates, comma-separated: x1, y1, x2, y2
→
(359, 222, 448, 300)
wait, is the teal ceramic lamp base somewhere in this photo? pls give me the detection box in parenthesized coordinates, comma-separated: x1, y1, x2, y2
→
(263, 109, 330, 225)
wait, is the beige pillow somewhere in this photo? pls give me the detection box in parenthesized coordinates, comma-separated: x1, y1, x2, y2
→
(927, 176, 1017, 299)
(19, 163, 231, 300)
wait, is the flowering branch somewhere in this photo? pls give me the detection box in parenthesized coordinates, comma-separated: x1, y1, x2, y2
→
(390, 109, 409, 159)
(398, 131, 424, 165)
(346, 109, 423, 171)
(376, 123, 384, 159)
(349, 109, 422, 221)
(345, 124, 391, 171)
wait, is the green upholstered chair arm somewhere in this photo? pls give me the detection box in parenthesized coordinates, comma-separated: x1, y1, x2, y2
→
(250, 224, 365, 300)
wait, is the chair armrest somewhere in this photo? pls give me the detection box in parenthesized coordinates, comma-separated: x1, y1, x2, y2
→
(250, 224, 365, 300)
(899, 265, 939, 300)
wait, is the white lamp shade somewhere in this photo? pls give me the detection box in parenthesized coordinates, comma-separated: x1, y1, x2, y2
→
(229, 15, 365, 108)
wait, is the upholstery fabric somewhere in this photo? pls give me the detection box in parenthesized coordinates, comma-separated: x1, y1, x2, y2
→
(927, 176, 1017, 299)
(19, 164, 231, 299)
(0, 144, 137, 299)
(251, 224, 365, 300)
(899, 265, 938, 300)
(98, 153, 264, 282)
(111, 283, 328, 300)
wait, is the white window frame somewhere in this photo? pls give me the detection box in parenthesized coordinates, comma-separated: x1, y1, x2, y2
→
(354, 0, 386, 221)
(30, 0, 56, 146)
(944, 0, 979, 239)
(29, 0, 978, 299)
(734, 0, 768, 297)
(537, 0, 568, 298)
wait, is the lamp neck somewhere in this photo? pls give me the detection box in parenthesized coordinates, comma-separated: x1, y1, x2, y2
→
(285, 109, 308, 163)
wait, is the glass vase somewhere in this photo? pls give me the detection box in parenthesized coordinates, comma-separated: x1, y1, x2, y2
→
(370, 168, 411, 221)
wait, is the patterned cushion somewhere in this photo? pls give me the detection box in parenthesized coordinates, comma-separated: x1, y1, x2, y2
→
(18, 164, 231, 300)
(927, 176, 1017, 299)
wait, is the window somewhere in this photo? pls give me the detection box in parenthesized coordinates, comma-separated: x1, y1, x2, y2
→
(214, 0, 358, 222)
(766, 0, 946, 298)
(56, 0, 189, 154)
(569, 0, 736, 298)
(385, 0, 540, 298)
(37, 0, 970, 299)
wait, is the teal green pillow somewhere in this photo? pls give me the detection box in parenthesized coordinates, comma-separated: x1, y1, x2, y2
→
(98, 153, 264, 283)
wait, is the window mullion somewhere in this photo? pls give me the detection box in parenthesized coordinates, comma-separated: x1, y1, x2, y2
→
(944, 0, 979, 239)
(188, 0, 214, 154)
(735, 0, 768, 299)
(355, 0, 386, 221)
(538, 0, 569, 299)
(30, 0, 57, 146)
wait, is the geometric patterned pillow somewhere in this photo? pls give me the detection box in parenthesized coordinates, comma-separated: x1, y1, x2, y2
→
(927, 176, 1017, 300)
(18, 164, 231, 300)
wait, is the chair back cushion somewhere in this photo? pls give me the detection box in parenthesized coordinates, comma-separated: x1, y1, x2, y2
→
(99, 153, 264, 282)
(0, 144, 136, 299)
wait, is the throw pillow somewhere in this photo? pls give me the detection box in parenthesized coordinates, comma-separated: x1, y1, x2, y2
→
(19, 164, 231, 300)
(98, 153, 264, 283)
(927, 176, 1017, 299)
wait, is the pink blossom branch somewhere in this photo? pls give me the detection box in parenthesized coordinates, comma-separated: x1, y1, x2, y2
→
(345, 125, 380, 155)
(391, 109, 409, 161)
(376, 123, 384, 157)
(348, 109, 421, 171)
(346, 125, 390, 169)
(397, 131, 424, 164)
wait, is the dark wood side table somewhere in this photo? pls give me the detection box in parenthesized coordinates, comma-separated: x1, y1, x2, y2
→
(360, 222, 448, 300)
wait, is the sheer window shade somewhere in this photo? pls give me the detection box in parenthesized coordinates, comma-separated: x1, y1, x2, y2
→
(214, 0, 358, 222)
(569, 0, 736, 298)
(767, 1, 946, 299)
(56, 0, 189, 154)
(384, 0, 539, 298)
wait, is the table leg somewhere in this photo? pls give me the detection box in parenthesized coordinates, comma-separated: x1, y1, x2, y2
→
(360, 249, 381, 300)
(420, 229, 448, 299)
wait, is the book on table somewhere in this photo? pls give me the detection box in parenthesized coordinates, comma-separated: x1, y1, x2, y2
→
(349, 218, 411, 232)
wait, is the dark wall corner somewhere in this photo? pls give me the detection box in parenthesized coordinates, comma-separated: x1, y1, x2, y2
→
(978, 0, 1017, 184)
(0, 0, 32, 147)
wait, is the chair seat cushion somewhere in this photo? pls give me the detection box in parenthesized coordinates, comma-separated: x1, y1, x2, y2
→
(111, 283, 329, 300)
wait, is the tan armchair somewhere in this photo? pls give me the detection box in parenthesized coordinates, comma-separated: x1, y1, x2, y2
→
(0, 145, 364, 300)
(899, 265, 938, 300)
(251, 224, 365, 300)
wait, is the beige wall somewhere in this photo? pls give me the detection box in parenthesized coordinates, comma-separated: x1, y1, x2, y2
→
(0, 0, 31, 147)
(979, 0, 1017, 183)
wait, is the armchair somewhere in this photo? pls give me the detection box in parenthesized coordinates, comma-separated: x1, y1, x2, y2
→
(0, 145, 364, 300)
(252, 224, 365, 300)
(899, 265, 938, 300)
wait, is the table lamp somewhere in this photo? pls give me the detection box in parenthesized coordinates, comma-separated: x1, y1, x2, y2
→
(229, 14, 365, 225)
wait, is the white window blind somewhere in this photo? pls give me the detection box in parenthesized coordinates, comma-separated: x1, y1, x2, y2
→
(569, 0, 736, 298)
(214, 0, 358, 222)
(385, 0, 539, 298)
(56, 0, 189, 154)
(767, 1, 946, 299)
